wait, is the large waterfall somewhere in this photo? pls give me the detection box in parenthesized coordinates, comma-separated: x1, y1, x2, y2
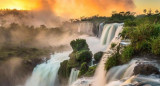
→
(71, 23, 124, 86)
(93, 23, 123, 86)
(24, 22, 108, 86)
(25, 51, 71, 86)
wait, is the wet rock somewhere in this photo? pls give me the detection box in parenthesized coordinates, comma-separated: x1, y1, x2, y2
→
(133, 64, 160, 75)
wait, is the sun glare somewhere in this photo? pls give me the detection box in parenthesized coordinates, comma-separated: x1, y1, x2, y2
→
(0, 0, 39, 10)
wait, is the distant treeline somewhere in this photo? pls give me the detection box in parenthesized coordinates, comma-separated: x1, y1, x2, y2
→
(70, 9, 160, 24)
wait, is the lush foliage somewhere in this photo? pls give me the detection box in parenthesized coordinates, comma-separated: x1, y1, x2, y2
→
(151, 37, 160, 55)
(76, 50, 92, 63)
(121, 46, 134, 63)
(108, 11, 135, 23)
(84, 66, 97, 77)
(94, 51, 103, 62)
(58, 60, 70, 78)
(70, 39, 89, 52)
(78, 62, 89, 77)
(59, 39, 93, 78)
(106, 10, 160, 70)
(105, 53, 120, 70)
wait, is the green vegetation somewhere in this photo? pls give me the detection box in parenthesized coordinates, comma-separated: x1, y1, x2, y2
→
(151, 37, 160, 55)
(94, 51, 103, 62)
(70, 39, 89, 52)
(58, 60, 70, 78)
(59, 39, 93, 78)
(108, 11, 135, 23)
(106, 9, 160, 71)
(121, 46, 134, 63)
(111, 43, 117, 49)
(105, 53, 120, 70)
(78, 62, 89, 77)
(84, 66, 97, 77)
(76, 50, 92, 63)
(0, 46, 50, 61)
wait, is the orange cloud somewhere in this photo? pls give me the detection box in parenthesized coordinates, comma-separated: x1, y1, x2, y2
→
(0, 0, 135, 18)
(53, 0, 135, 18)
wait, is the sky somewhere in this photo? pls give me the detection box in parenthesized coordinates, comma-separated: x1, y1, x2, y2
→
(0, 0, 160, 18)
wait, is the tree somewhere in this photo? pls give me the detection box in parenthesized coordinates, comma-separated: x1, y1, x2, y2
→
(155, 10, 159, 14)
(143, 9, 147, 14)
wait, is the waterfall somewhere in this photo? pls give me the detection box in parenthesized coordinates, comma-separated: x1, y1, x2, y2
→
(93, 23, 123, 86)
(68, 68, 80, 86)
(106, 59, 160, 86)
(106, 60, 137, 83)
(24, 51, 71, 86)
(100, 23, 121, 45)
(70, 23, 123, 86)
(77, 22, 93, 35)
(98, 22, 104, 38)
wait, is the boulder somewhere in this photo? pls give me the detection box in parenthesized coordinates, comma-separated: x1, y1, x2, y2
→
(133, 64, 160, 75)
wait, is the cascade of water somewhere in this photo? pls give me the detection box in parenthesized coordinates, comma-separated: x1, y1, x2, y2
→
(77, 22, 93, 35)
(98, 22, 104, 38)
(93, 23, 124, 86)
(106, 60, 137, 84)
(24, 51, 71, 86)
(71, 78, 93, 86)
(106, 65, 128, 82)
(122, 60, 137, 78)
(100, 23, 122, 45)
(105, 25, 118, 46)
(68, 68, 80, 86)
(100, 24, 111, 45)
(105, 59, 160, 86)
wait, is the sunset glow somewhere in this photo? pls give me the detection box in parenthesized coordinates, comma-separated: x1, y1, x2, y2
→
(0, 0, 160, 18)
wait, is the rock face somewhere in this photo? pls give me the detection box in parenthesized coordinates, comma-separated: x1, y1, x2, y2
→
(133, 64, 160, 75)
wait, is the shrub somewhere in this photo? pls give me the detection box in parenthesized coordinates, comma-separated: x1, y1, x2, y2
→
(67, 52, 79, 68)
(58, 60, 69, 78)
(105, 53, 120, 70)
(134, 40, 151, 52)
(94, 51, 103, 62)
(76, 50, 92, 63)
(120, 27, 134, 39)
(84, 66, 97, 77)
(124, 20, 137, 27)
(111, 43, 117, 49)
(151, 37, 160, 55)
(121, 46, 134, 63)
(78, 62, 89, 77)
(70, 39, 89, 52)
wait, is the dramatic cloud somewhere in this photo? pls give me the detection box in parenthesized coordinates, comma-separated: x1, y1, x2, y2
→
(0, 0, 135, 18)
(53, 0, 135, 18)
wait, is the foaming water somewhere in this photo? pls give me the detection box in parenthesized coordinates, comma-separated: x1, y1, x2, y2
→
(105, 59, 160, 86)
(106, 60, 137, 83)
(93, 23, 123, 86)
(71, 78, 93, 86)
(69, 68, 80, 86)
(25, 51, 71, 86)
(71, 23, 124, 86)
